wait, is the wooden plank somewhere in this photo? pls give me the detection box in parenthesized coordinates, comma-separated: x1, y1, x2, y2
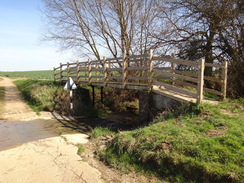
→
(127, 58, 146, 63)
(153, 56, 198, 67)
(152, 85, 196, 103)
(122, 52, 128, 88)
(153, 76, 171, 80)
(79, 68, 88, 72)
(91, 76, 103, 79)
(173, 80, 198, 89)
(67, 62, 77, 66)
(93, 68, 104, 72)
(154, 81, 198, 98)
(127, 76, 148, 80)
(128, 54, 147, 59)
(78, 75, 88, 78)
(203, 87, 223, 96)
(153, 67, 171, 70)
(54, 66, 61, 70)
(174, 70, 198, 78)
(221, 61, 228, 99)
(88, 59, 92, 85)
(126, 85, 148, 90)
(153, 69, 198, 83)
(149, 49, 153, 90)
(90, 60, 102, 64)
(127, 66, 148, 71)
(107, 83, 124, 89)
(204, 76, 222, 84)
(171, 59, 175, 86)
(107, 68, 122, 72)
(103, 56, 108, 87)
(60, 63, 63, 81)
(107, 61, 122, 64)
(69, 71, 78, 75)
(106, 57, 123, 61)
(197, 58, 205, 103)
(108, 76, 123, 80)
(205, 62, 225, 69)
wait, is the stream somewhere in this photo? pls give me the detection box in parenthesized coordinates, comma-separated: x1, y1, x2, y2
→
(0, 119, 78, 151)
(0, 112, 140, 152)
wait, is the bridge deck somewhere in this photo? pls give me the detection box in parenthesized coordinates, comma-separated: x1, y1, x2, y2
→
(76, 80, 218, 104)
(152, 86, 218, 104)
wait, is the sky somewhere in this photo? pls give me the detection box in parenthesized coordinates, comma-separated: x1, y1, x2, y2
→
(0, 0, 74, 71)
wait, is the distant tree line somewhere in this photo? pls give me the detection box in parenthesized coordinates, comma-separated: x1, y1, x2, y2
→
(42, 0, 243, 98)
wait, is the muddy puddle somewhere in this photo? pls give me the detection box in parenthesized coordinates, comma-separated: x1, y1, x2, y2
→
(0, 112, 141, 152)
(0, 119, 80, 151)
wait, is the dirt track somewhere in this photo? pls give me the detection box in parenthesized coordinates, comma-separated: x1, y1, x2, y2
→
(0, 77, 53, 121)
(0, 77, 103, 183)
(0, 77, 159, 183)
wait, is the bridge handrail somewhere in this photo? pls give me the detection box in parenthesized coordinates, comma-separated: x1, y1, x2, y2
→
(53, 50, 228, 102)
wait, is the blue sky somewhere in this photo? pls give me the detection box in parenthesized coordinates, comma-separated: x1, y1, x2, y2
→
(0, 0, 73, 71)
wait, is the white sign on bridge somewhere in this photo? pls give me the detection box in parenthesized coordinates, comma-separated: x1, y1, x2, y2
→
(64, 77, 77, 90)
(64, 77, 77, 110)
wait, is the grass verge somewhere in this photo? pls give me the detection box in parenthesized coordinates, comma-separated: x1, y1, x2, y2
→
(91, 127, 115, 139)
(13, 79, 62, 113)
(13, 79, 99, 116)
(98, 100, 244, 182)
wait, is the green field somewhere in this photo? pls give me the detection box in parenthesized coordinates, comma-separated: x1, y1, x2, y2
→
(0, 70, 54, 80)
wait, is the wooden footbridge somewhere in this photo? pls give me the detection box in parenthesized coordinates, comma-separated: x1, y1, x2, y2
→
(53, 50, 227, 104)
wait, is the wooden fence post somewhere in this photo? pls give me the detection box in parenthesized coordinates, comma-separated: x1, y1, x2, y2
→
(122, 52, 128, 88)
(76, 61, 80, 83)
(103, 56, 108, 87)
(197, 58, 205, 103)
(67, 62, 70, 78)
(88, 58, 92, 85)
(96, 61, 99, 81)
(221, 61, 228, 100)
(149, 49, 153, 90)
(53, 67, 56, 81)
(171, 53, 176, 86)
(60, 63, 63, 82)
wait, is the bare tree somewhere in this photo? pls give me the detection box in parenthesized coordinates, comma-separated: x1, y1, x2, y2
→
(42, 0, 162, 59)
(155, 0, 243, 74)
(154, 0, 243, 96)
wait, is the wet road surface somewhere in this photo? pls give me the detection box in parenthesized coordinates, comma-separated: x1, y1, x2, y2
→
(0, 119, 78, 151)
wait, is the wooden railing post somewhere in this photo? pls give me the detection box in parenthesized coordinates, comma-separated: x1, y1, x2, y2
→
(171, 53, 176, 86)
(76, 61, 80, 83)
(53, 67, 56, 81)
(88, 58, 92, 85)
(221, 61, 228, 100)
(197, 58, 205, 103)
(96, 61, 99, 81)
(67, 62, 70, 78)
(122, 52, 128, 88)
(60, 63, 63, 82)
(149, 49, 153, 90)
(103, 56, 108, 87)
